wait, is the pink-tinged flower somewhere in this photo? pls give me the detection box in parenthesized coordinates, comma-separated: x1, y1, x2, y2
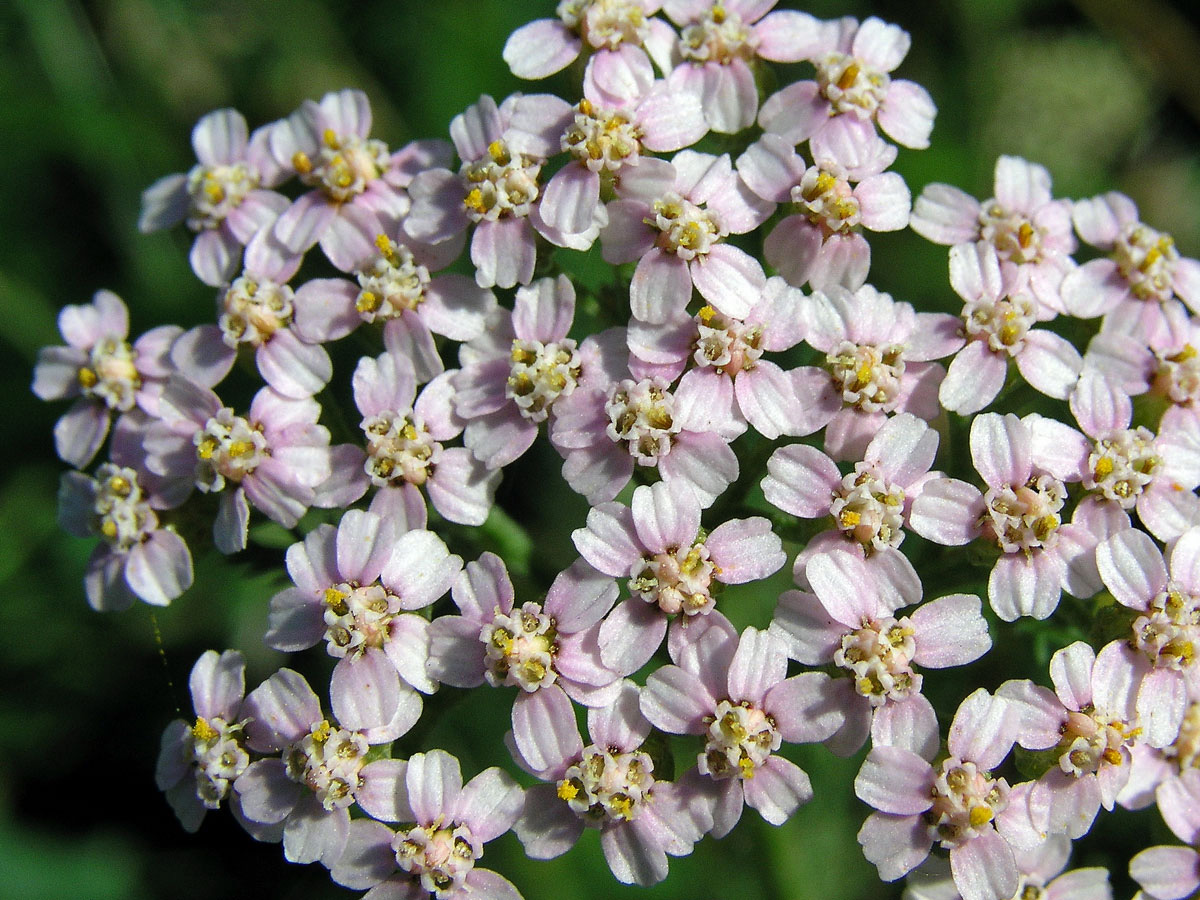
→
(909, 413, 1104, 621)
(772, 549, 989, 758)
(903, 835, 1112, 900)
(503, 0, 675, 84)
(627, 277, 821, 439)
(454, 276, 606, 468)
(642, 621, 843, 835)
(1118, 681, 1200, 819)
(572, 480, 785, 675)
(266, 508, 461, 698)
(759, 15, 936, 150)
(1069, 370, 1200, 542)
(548, 348, 741, 506)
(599, 150, 773, 323)
(1084, 303, 1200, 433)
(1129, 769, 1200, 900)
(182, 228, 332, 399)
(997, 641, 1143, 839)
(139, 108, 289, 286)
(428, 553, 621, 754)
(330, 750, 524, 900)
(511, 680, 710, 886)
(58, 463, 192, 610)
(33, 290, 183, 468)
(739, 127, 910, 291)
(910, 156, 1078, 316)
(1095, 527, 1200, 746)
(293, 229, 494, 384)
(270, 90, 444, 270)
(1063, 191, 1200, 337)
(406, 94, 599, 289)
(940, 242, 1082, 415)
(344, 351, 500, 528)
(235, 664, 422, 866)
(662, 0, 819, 133)
(801, 283, 961, 460)
(854, 689, 1024, 900)
(155, 650, 249, 833)
(143, 376, 332, 553)
(529, 55, 708, 237)
(764, 413, 939, 615)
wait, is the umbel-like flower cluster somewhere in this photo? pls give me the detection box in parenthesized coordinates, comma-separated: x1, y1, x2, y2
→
(34, 3, 1200, 899)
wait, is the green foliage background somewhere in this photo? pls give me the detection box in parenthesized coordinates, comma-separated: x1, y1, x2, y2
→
(1, 0, 1198, 897)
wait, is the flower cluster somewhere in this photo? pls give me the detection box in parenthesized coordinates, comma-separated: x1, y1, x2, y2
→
(36, 3, 1200, 899)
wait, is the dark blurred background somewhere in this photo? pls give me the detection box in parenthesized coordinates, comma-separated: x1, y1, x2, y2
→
(1, 1, 1197, 897)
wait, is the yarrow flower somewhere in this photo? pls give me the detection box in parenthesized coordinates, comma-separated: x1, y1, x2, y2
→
(331, 749, 525, 899)
(58, 462, 192, 609)
(139, 108, 289, 286)
(511, 680, 710, 886)
(156, 650, 250, 832)
(33, 290, 183, 468)
(572, 479, 785, 675)
(641, 619, 843, 835)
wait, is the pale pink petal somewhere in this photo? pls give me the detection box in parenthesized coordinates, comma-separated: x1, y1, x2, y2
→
(910, 183, 981, 245)
(1016, 330, 1082, 400)
(274, 192, 336, 252)
(949, 829, 1019, 900)
(257, 331, 331, 398)
(706, 517, 785, 584)
(690, 244, 765, 320)
(125, 531, 193, 606)
(742, 755, 812, 825)
(598, 598, 667, 675)
(765, 671, 845, 743)
(406, 750, 463, 824)
(1130, 846, 1200, 900)
(870, 694, 939, 760)
(636, 85, 709, 153)
(758, 80, 826, 144)
(642, 665, 714, 734)
(770, 589, 843, 665)
(909, 477, 984, 546)
(761, 444, 840, 517)
(632, 480, 700, 553)
(1072, 191, 1134, 248)
(1061, 259, 1125, 319)
(630, 249, 691, 324)
(503, 19, 582, 79)
(1049, 640, 1096, 711)
(988, 551, 1064, 621)
(472, 218, 536, 289)
(659, 430, 739, 507)
(763, 213, 822, 287)
(805, 550, 881, 628)
(948, 688, 1014, 769)
(857, 812, 931, 881)
(971, 412, 1033, 487)
(910, 594, 990, 668)
(856, 746, 935, 815)
(1097, 528, 1165, 609)
(857, 172, 911, 231)
(357, 759, 410, 823)
(868, 412, 938, 486)
(877, 80, 936, 149)
(736, 133, 804, 203)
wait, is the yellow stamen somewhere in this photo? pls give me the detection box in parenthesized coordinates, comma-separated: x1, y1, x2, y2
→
(969, 806, 993, 827)
(192, 717, 219, 742)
